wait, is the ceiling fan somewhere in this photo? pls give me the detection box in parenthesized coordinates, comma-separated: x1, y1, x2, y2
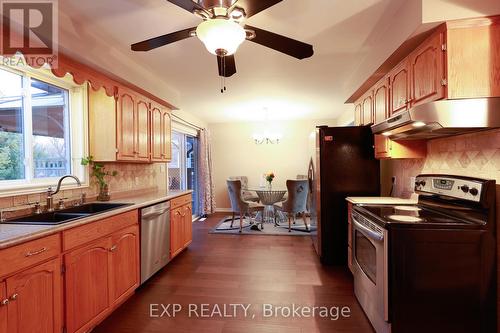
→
(131, 0, 314, 91)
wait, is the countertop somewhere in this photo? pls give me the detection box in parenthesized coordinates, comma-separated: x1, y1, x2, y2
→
(346, 194, 418, 205)
(0, 190, 192, 250)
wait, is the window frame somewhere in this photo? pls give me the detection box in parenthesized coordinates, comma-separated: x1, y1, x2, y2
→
(0, 64, 89, 197)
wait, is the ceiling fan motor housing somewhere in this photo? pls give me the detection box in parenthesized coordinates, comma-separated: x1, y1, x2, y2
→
(199, 0, 235, 10)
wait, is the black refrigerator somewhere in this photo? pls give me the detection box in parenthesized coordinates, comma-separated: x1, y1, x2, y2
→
(309, 126, 380, 265)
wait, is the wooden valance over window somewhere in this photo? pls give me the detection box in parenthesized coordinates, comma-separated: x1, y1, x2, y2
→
(1, 28, 177, 110)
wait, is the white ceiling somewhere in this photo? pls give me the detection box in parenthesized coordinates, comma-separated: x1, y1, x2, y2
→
(55, 0, 420, 123)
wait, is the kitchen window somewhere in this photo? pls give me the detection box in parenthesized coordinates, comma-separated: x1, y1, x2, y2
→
(0, 65, 87, 195)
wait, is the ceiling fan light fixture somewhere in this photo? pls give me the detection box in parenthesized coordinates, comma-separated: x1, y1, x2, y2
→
(196, 18, 246, 56)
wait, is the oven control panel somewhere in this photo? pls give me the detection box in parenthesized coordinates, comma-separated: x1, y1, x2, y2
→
(415, 175, 483, 202)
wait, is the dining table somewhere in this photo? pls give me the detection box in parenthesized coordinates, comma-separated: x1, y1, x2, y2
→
(249, 187, 287, 227)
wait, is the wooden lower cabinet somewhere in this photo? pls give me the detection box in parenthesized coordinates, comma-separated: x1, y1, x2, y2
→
(170, 200, 193, 259)
(65, 238, 112, 333)
(183, 205, 193, 248)
(374, 135, 427, 159)
(110, 225, 139, 304)
(0, 282, 5, 333)
(170, 207, 184, 258)
(6, 258, 63, 333)
(64, 223, 140, 333)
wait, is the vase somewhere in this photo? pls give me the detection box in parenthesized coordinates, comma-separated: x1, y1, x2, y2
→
(267, 182, 272, 190)
(97, 184, 111, 201)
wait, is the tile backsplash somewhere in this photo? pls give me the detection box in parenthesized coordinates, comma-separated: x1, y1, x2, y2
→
(0, 163, 167, 217)
(388, 129, 500, 197)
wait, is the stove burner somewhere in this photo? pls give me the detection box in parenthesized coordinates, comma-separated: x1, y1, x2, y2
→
(387, 215, 424, 223)
(394, 206, 422, 212)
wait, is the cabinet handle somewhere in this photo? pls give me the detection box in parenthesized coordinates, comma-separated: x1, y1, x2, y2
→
(0, 299, 8, 306)
(109, 245, 117, 252)
(25, 247, 47, 257)
(9, 294, 18, 301)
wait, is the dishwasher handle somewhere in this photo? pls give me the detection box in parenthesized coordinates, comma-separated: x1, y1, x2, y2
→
(142, 208, 170, 219)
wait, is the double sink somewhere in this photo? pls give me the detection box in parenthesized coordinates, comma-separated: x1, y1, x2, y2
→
(2, 202, 131, 225)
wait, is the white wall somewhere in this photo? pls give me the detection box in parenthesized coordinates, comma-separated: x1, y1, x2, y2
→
(210, 118, 337, 209)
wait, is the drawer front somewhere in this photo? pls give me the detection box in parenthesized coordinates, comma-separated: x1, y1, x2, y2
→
(0, 234, 61, 278)
(171, 194, 191, 209)
(63, 210, 138, 251)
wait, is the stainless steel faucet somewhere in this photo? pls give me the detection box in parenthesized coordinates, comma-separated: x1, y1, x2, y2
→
(46, 175, 82, 212)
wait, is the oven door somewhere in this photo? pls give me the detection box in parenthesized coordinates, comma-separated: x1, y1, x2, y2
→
(352, 213, 390, 333)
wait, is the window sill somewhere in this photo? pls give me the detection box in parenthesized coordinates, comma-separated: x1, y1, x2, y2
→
(0, 182, 90, 199)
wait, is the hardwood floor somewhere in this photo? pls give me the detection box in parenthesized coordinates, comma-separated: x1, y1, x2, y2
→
(93, 213, 374, 333)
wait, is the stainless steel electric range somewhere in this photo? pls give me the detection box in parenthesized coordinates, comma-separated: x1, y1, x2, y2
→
(351, 174, 496, 333)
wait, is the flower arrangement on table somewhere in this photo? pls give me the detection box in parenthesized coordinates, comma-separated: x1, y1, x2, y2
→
(265, 172, 275, 189)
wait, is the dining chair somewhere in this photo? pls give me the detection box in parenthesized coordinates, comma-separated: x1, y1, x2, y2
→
(227, 180, 265, 232)
(228, 176, 260, 202)
(273, 179, 309, 232)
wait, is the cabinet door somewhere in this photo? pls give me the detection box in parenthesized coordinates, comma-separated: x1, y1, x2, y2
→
(65, 238, 111, 333)
(136, 98, 150, 162)
(117, 89, 136, 161)
(389, 59, 410, 115)
(354, 102, 362, 126)
(150, 104, 163, 162)
(410, 31, 445, 107)
(373, 78, 389, 124)
(183, 204, 192, 248)
(0, 282, 7, 333)
(362, 92, 374, 125)
(110, 225, 139, 305)
(161, 110, 172, 161)
(170, 208, 183, 259)
(6, 258, 62, 333)
(374, 134, 391, 159)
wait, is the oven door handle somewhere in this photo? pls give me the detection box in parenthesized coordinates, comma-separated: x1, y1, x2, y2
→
(353, 218, 384, 242)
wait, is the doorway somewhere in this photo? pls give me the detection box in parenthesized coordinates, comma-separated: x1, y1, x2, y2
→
(168, 131, 199, 217)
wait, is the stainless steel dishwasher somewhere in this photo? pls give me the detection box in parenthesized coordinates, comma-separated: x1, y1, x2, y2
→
(140, 201, 170, 284)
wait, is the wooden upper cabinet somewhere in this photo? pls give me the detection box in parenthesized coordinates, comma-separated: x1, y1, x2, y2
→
(88, 86, 117, 162)
(161, 110, 172, 161)
(0, 282, 5, 333)
(135, 98, 150, 162)
(110, 225, 139, 305)
(91, 86, 173, 163)
(389, 59, 410, 115)
(354, 102, 362, 126)
(373, 77, 389, 124)
(150, 105, 163, 162)
(64, 237, 111, 333)
(446, 18, 500, 99)
(362, 92, 374, 125)
(409, 30, 446, 107)
(150, 103, 172, 162)
(6, 258, 62, 333)
(374, 134, 427, 159)
(374, 134, 391, 158)
(117, 88, 137, 161)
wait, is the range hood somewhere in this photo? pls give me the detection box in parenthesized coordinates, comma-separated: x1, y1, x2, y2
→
(371, 98, 500, 140)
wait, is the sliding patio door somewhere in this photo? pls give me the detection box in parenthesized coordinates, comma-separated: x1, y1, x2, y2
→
(168, 131, 199, 217)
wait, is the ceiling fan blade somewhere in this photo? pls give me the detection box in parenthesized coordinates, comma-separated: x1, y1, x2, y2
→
(244, 25, 314, 59)
(235, 0, 283, 18)
(166, 0, 206, 13)
(217, 54, 237, 77)
(131, 27, 196, 51)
